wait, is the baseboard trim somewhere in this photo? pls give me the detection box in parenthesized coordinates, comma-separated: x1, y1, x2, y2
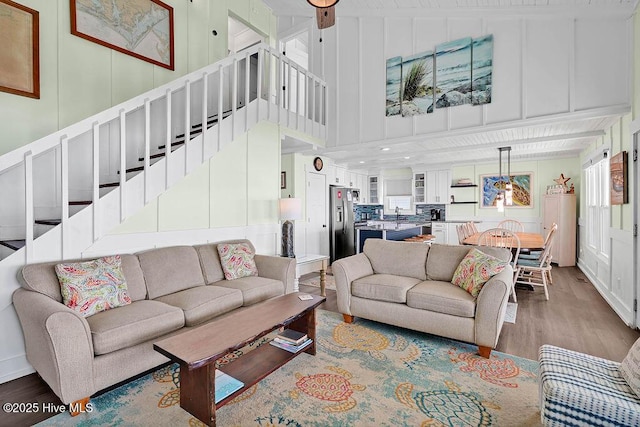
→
(0, 353, 34, 384)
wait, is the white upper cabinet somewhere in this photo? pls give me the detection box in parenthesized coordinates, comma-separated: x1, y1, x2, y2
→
(414, 172, 426, 204)
(426, 170, 451, 204)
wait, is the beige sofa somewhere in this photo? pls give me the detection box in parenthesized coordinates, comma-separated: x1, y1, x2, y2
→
(12, 239, 295, 408)
(332, 239, 513, 358)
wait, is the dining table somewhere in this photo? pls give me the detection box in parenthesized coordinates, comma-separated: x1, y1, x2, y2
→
(462, 231, 545, 250)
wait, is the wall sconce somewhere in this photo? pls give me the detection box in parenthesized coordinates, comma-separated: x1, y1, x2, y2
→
(279, 197, 302, 258)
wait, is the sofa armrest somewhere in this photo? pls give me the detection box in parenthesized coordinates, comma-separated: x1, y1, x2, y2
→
(332, 253, 374, 315)
(254, 255, 296, 294)
(474, 266, 512, 349)
(13, 288, 96, 404)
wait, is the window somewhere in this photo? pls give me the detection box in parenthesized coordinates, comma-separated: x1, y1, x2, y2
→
(584, 154, 610, 259)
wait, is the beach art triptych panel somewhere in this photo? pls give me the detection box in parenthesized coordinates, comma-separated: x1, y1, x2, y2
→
(386, 34, 492, 117)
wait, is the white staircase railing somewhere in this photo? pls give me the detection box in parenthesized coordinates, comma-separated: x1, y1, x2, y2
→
(0, 42, 327, 269)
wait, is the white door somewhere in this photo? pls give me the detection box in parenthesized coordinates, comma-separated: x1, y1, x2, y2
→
(306, 172, 328, 256)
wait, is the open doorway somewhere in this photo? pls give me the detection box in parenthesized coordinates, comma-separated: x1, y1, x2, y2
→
(280, 31, 309, 113)
(228, 16, 264, 54)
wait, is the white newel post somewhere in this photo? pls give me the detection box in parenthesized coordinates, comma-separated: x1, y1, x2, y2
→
(165, 89, 172, 190)
(92, 122, 100, 242)
(184, 80, 191, 174)
(119, 109, 126, 222)
(23, 151, 33, 263)
(60, 136, 69, 259)
(202, 71, 208, 159)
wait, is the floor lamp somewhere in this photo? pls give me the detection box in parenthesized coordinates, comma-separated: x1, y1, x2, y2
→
(279, 197, 302, 258)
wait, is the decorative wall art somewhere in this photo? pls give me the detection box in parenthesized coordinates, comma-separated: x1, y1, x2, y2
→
(481, 172, 533, 209)
(385, 56, 402, 116)
(71, 0, 174, 70)
(401, 51, 434, 116)
(610, 151, 628, 205)
(435, 37, 472, 108)
(385, 34, 493, 116)
(0, 0, 39, 99)
(471, 34, 493, 105)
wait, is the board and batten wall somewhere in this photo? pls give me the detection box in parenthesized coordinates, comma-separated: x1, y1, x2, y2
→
(278, 12, 631, 149)
(0, 0, 276, 157)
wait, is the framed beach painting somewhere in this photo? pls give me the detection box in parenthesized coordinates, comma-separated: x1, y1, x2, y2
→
(435, 37, 472, 108)
(481, 172, 533, 209)
(71, 0, 174, 70)
(385, 56, 402, 116)
(471, 34, 493, 105)
(0, 0, 39, 98)
(401, 51, 434, 116)
(610, 151, 628, 205)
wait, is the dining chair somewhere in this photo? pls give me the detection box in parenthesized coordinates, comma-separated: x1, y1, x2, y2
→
(498, 219, 524, 233)
(477, 228, 521, 302)
(456, 224, 467, 245)
(465, 221, 479, 235)
(518, 223, 558, 285)
(514, 225, 557, 300)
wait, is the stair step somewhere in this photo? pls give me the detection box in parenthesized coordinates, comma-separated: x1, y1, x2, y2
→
(191, 109, 233, 130)
(117, 166, 145, 175)
(35, 219, 61, 226)
(158, 140, 185, 150)
(175, 127, 203, 140)
(0, 240, 26, 251)
(69, 201, 92, 206)
(138, 151, 166, 162)
(99, 182, 120, 188)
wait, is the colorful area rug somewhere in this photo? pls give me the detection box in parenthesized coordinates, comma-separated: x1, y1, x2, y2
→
(38, 310, 540, 426)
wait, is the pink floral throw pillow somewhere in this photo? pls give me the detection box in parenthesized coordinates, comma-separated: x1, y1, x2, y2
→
(217, 243, 259, 280)
(55, 255, 131, 317)
(452, 248, 508, 297)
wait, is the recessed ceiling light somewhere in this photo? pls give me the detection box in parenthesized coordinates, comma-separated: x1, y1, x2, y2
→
(404, 156, 410, 159)
(359, 161, 365, 164)
(381, 147, 390, 151)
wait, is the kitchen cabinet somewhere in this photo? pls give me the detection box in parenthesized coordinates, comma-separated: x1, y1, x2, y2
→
(432, 222, 448, 244)
(543, 194, 576, 267)
(414, 173, 426, 204)
(332, 166, 346, 185)
(426, 170, 451, 204)
(368, 176, 380, 204)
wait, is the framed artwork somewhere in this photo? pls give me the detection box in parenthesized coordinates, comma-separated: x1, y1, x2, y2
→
(385, 56, 402, 116)
(435, 37, 472, 108)
(610, 151, 628, 205)
(471, 34, 493, 105)
(401, 51, 434, 117)
(281, 172, 286, 189)
(0, 0, 39, 98)
(481, 172, 533, 208)
(70, 0, 174, 70)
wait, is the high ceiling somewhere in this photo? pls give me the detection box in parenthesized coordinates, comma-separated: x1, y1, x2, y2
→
(268, 0, 637, 170)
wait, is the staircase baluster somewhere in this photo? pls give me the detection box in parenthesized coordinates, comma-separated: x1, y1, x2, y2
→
(296, 64, 300, 131)
(217, 64, 223, 153)
(184, 80, 191, 174)
(24, 151, 33, 263)
(257, 48, 263, 119)
(311, 76, 316, 138)
(144, 98, 151, 204)
(202, 71, 208, 160)
(245, 51, 250, 133)
(287, 60, 292, 127)
(232, 58, 238, 142)
(92, 122, 100, 242)
(119, 109, 126, 222)
(60, 136, 69, 258)
(165, 88, 171, 190)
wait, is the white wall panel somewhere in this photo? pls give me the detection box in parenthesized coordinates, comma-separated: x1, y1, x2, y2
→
(485, 18, 523, 124)
(360, 18, 386, 143)
(574, 18, 630, 111)
(337, 17, 360, 147)
(525, 18, 571, 118)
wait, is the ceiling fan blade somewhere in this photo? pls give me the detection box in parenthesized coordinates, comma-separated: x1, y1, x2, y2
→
(316, 6, 335, 29)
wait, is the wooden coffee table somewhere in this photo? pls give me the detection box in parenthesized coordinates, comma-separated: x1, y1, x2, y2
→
(153, 293, 325, 426)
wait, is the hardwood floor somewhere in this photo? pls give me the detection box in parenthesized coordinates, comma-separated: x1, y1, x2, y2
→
(0, 266, 636, 426)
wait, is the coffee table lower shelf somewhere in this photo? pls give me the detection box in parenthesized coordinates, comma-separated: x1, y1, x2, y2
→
(215, 339, 313, 407)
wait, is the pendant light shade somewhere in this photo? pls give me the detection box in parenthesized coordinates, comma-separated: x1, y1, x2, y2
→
(307, 0, 339, 7)
(497, 147, 512, 211)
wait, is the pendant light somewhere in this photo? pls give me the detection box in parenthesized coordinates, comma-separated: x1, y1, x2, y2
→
(307, 0, 339, 7)
(497, 147, 512, 212)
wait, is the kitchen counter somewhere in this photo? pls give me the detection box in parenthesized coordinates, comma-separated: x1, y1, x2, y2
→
(356, 223, 424, 253)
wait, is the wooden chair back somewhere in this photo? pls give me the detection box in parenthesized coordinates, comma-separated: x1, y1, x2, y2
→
(498, 219, 525, 233)
(477, 228, 521, 267)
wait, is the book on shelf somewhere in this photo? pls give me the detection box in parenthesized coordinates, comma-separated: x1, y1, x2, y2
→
(215, 369, 244, 404)
(276, 329, 308, 345)
(269, 337, 313, 354)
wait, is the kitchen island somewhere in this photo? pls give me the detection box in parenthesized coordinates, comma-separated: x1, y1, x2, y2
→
(355, 223, 425, 253)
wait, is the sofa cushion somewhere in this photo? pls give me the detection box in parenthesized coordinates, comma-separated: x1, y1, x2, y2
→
(216, 276, 284, 306)
(55, 256, 132, 317)
(19, 254, 147, 303)
(363, 239, 429, 280)
(426, 244, 511, 282)
(452, 248, 508, 297)
(137, 246, 205, 299)
(620, 338, 640, 397)
(155, 285, 243, 327)
(195, 240, 256, 284)
(217, 243, 259, 280)
(352, 274, 421, 303)
(86, 300, 185, 355)
(407, 280, 477, 318)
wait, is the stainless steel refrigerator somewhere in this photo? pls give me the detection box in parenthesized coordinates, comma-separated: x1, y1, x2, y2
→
(329, 186, 357, 263)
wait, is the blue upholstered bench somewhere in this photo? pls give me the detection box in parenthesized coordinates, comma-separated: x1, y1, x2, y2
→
(539, 344, 640, 426)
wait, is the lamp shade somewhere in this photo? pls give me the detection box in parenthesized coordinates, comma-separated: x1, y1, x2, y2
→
(307, 0, 339, 8)
(279, 198, 302, 221)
